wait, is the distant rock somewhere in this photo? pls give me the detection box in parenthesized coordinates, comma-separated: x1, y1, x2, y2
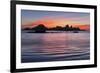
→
(22, 24, 85, 33)
(33, 24, 47, 33)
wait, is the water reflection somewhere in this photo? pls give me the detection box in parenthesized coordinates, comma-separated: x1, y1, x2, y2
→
(21, 32, 90, 63)
(34, 33, 69, 55)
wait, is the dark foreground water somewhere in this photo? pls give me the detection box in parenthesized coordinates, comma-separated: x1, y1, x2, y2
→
(21, 31, 90, 63)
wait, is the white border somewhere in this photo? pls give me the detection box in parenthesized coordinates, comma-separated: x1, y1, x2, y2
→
(16, 4, 94, 69)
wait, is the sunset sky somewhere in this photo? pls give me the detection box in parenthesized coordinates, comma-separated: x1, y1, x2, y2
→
(21, 10, 90, 30)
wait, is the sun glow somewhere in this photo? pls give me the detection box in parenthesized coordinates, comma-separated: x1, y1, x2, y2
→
(21, 10, 90, 30)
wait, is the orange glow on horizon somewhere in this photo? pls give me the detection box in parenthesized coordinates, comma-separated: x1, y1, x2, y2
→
(22, 18, 90, 30)
(73, 25, 90, 30)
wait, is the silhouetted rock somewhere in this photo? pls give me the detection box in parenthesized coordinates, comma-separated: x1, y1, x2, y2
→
(33, 24, 47, 33)
(22, 24, 85, 33)
(22, 28, 30, 30)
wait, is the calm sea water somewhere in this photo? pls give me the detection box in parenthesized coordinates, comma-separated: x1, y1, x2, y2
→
(21, 31, 90, 63)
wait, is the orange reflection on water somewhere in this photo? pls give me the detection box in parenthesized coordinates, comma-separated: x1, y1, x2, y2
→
(32, 33, 70, 55)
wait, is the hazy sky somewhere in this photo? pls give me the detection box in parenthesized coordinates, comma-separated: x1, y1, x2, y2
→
(21, 10, 90, 30)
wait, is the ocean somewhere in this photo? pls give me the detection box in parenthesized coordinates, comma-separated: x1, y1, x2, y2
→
(21, 31, 90, 63)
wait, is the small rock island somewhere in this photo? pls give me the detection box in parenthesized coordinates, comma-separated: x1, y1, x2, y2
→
(22, 24, 85, 33)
